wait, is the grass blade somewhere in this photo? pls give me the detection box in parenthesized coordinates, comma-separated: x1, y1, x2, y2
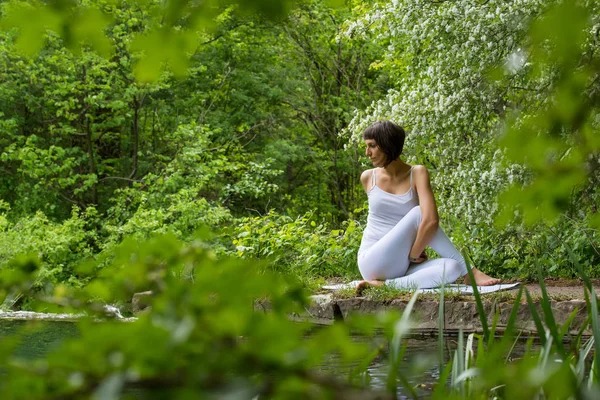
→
(432, 361, 453, 400)
(387, 290, 420, 397)
(393, 341, 419, 399)
(464, 333, 475, 396)
(463, 250, 489, 341)
(525, 288, 547, 346)
(465, 333, 474, 370)
(494, 280, 523, 365)
(451, 352, 459, 393)
(438, 271, 445, 373)
(535, 259, 565, 357)
(453, 328, 465, 396)
(565, 242, 592, 292)
(476, 333, 485, 369)
(538, 330, 553, 367)
(504, 286, 524, 339)
(589, 287, 600, 384)
(349, 346, 380, 386)
(488, 306, 499, 347)
(505, 331, 522, 364)
(559, 307, 579, 339)
(576, 337, 594, 385)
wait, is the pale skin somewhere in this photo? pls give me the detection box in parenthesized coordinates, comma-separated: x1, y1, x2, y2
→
(356, 139, 500, 293)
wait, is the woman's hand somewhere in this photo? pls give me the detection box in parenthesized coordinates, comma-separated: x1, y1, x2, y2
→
(409, 251, 428, 264)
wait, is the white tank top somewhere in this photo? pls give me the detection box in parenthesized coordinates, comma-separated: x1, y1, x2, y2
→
(358, 167, 419, 256)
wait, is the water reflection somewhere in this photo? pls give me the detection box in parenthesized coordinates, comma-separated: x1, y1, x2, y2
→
(0, 320, 540, 399)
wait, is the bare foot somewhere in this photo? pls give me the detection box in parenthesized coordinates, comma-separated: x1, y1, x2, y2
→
(355, 280, 385, 296)
(463, 268, 501, 286)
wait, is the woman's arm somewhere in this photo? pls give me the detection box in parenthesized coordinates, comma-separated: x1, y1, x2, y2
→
(409, 165, 439, 260)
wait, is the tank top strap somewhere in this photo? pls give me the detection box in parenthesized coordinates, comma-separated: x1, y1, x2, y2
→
(409, 166, 414, 189)
(371, 168, 377, 189)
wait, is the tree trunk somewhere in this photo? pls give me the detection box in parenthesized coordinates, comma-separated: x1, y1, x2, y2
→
(85, 117, 98, 205)
(129, 95, 140, 180)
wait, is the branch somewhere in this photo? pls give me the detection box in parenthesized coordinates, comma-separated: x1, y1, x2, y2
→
(98, 176, 143, 183)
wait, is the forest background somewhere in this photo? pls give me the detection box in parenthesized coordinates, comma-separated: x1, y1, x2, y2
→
(0, 0, 599, 301)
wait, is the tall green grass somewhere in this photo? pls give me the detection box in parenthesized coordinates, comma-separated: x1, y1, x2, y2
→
(378, 251, 600, 399)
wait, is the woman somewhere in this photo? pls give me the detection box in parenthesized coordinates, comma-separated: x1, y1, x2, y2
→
(356, 120, 499, 293)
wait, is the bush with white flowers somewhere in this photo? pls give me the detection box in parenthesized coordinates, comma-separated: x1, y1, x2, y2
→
(343, 0, 600, 277)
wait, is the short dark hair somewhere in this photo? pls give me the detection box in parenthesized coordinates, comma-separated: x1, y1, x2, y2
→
(362, 121, 406, 166)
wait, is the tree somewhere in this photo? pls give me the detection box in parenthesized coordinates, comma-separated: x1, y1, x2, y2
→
(343, 0, 600, 277)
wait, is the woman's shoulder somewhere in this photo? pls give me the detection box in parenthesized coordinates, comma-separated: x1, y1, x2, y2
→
(411, 164, 429, 173)
(361, 168, 380, 191)
(360, 168, 375, 185)
(411, 165, 431, 181)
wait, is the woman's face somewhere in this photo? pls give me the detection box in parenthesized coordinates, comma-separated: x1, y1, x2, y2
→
(364, 139, 385, 167)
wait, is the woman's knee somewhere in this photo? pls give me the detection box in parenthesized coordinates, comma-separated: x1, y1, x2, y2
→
(406, 205, 422, 225)
(407, 205, 421, 216)
(358, 257, 381, 281)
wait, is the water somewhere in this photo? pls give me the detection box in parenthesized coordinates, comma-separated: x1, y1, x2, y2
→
(0, 320, 79, 360)
(317, 333, 445, 398)
(0, 320, 535, 399)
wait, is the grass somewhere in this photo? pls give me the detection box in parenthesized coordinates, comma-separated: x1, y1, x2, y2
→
(318, 266, 600, 396)
(332, 284, 517, 302)
(317, 261, 600, 399)
(331, 284, 473, 302)
(328, 283, 596, 303)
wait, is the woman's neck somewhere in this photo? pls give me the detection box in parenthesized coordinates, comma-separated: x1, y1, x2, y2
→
(382, 158, 410, 177)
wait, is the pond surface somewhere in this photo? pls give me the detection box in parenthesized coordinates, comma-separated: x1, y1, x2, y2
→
(0, 320, 533, 399)
(0, 320, 80, 359)
(316, 333, 445, 398)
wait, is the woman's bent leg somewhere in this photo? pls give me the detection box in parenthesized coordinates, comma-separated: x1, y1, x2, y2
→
(385, 258, 462, 289)
(358, 206, 422, 280)
(427, 227, 501, 285)
(428, 227, 469, 276)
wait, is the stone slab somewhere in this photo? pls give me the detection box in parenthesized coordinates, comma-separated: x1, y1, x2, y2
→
(301, 294, 595, 335)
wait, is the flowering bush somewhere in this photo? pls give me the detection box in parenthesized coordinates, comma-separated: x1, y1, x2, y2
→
(343, 0, 600, 277)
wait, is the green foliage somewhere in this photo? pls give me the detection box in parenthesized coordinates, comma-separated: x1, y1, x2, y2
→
(0, 0, 301, 81)
(0, 207, 98, 289)
(5, 230, 600, 398)
(449, 211, 600, 280)
(0, 14, 168, 217)
(345, 0, 600, 279)
(0, 0, 598, 330)
(498, 0, 600, 228)
(232, 211, 362, 280)
(0, 233, 381, 399)
(3, 0, 600, 397)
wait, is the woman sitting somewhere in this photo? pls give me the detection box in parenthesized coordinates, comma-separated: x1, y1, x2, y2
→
(356, 121, 500, 293)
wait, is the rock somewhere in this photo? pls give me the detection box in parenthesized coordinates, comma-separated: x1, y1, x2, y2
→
(103, 304, 124, 319)
(551, 300, 588, 335)
(444, 301, 494, 331)
(496, 301, 540, 332)
(304, 294, 337, 323)
(132, 291, 153, 315)
(408, 301, 439, 330)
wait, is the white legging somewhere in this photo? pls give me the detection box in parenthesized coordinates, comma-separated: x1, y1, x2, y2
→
(358, 206, 468, 289)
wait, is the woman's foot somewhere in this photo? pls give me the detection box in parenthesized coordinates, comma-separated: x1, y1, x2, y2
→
(463, 267, 501, 286)
(355, 280, 385, 296)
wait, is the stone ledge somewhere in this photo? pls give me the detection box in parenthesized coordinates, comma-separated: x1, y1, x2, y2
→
(289, 294, 593, 335)
(0, 307, 136, 322)
(0, 311, 83, 321)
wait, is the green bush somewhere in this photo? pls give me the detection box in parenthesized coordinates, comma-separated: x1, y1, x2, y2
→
(231, 211, 363, 280)
(0, 206, 97, 287)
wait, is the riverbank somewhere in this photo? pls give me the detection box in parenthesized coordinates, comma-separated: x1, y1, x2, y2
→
(2, 280, 598, 337)
(257, 279, 600, 335)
